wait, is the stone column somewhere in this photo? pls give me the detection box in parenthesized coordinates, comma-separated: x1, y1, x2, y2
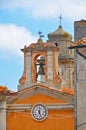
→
(26, 52, 32, 85)
(54, 51, 58, 74)
(0, 100, 6, 130)
(47, 51, 53, 80)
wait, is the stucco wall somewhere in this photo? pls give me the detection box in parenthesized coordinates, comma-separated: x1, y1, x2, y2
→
(77, 54, 86, 130)
(7, 94, 74, 130)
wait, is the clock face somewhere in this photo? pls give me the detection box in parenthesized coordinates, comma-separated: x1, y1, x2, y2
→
(31, 104, 48, 121)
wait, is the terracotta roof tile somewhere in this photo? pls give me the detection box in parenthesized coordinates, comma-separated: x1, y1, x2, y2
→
(59, 88, 74, 95)
(0, 86, 16, 95)
(71, 36, 86, 46)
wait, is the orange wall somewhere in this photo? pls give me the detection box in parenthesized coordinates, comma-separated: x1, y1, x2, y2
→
(7, 94, 74, 130)
(7, 110, 74, 130)
(16, 93, 68, 104)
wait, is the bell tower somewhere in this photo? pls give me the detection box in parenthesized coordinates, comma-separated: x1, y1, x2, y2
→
(18, 38, 61, 91)
(48, 24, 74, 89)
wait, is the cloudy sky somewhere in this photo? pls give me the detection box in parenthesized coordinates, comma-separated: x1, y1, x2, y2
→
(0, 0, 86, 91)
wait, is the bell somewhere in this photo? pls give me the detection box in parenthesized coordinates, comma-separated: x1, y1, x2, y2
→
(38, 64, 45, 75)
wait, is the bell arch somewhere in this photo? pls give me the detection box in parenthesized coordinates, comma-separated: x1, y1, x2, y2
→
(31, 52, 47, 83)
(18, 39, 60, 90)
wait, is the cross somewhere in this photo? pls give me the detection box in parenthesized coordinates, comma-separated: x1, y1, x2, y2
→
(59, 14, 62, 26)
(38, 31, 44, 38)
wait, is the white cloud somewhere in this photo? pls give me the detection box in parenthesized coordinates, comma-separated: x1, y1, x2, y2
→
(0, 24, 37, 56)
(0, 0, 86, 20)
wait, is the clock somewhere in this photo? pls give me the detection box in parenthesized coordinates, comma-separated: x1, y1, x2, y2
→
(31, 104, 48, 121)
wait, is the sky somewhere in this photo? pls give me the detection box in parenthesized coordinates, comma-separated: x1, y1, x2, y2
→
(0, 0, 86, 91)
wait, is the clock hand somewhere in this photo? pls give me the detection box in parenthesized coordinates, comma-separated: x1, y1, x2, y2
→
(38, 110, 41, 115)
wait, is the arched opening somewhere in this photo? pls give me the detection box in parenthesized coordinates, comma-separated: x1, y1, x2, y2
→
(35, 55, 45, 83)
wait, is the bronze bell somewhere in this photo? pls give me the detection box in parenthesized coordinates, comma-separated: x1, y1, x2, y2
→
(38, 64, 45, 75)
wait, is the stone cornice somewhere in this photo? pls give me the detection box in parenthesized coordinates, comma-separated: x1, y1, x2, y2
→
(21, 46, 59, 53)
(6, 103, 74, 111)
(7, 84, 74, 104)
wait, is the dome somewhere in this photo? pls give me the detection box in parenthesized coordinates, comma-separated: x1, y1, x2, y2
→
(48, 25, 72, 41)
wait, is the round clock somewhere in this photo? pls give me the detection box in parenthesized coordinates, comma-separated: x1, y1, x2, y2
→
(31, 104, 48, 121)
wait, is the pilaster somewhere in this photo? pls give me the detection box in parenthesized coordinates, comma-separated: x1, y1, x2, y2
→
(26, 52, 32, 84)
(0, 100, 6, 130)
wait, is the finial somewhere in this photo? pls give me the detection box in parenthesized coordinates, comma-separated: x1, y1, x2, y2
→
(38, 31, 44, 38)
(58, 14, 62, 26)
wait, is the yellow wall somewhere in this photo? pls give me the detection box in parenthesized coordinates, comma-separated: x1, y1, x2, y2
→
(7, 94, 74, 130)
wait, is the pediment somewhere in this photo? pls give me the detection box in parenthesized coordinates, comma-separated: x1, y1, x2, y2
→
(7, 84, 74, 104)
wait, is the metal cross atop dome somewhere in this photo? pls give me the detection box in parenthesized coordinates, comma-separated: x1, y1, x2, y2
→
(59, 14, 62, 26)
(38, 31, 44, 38)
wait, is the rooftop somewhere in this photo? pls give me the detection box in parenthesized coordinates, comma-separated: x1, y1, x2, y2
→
(0, 86, 16, 96)
(75, 19, 86, 24)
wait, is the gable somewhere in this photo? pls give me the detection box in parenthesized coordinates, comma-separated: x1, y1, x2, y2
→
(15, 93, 68, 104)
(7, 84, 73, 104)
(6, 84, 74, 130)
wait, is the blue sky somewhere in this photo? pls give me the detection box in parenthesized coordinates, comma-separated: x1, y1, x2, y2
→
(0, 0, 86, 91)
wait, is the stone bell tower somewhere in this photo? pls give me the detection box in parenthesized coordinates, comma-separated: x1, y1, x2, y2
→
(18, 38, 61, 91)
(48, 25, 74, 89)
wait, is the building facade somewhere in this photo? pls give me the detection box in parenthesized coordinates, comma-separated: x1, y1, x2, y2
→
(70, 19, 86, 130)
(70, 39, 86, 130)
(0, 24, 74, 130)
(74, 20, 86, 41)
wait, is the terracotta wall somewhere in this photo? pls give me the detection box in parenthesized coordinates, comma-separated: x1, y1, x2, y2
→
(7, 94, 74, 130)
(7, 109, 74, 130)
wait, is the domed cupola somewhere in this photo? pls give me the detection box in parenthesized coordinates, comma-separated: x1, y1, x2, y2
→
(48, 25, 72, 42)
(47, 25, 73, 60)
